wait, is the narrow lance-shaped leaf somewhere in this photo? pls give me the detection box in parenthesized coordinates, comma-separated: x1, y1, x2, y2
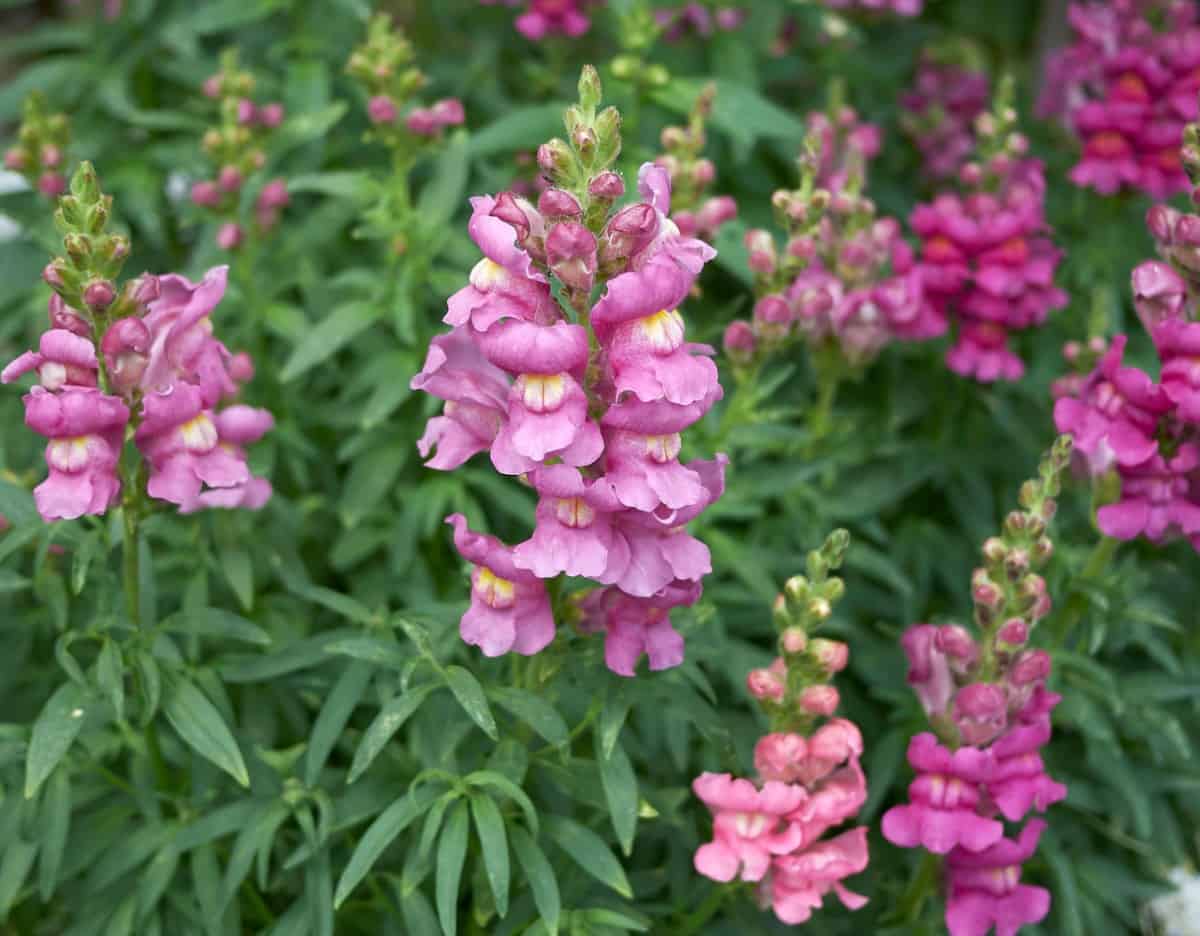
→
(25, 682, 89, 799)
(436, 801, 471, 936)
(334, 785, 441, 908)
(510, 826, 560, 935)
(163, 677, 249, 788)
(469, 793, 510, 918)
(445, 666, 498, 740)
(544, 816, 632, 899)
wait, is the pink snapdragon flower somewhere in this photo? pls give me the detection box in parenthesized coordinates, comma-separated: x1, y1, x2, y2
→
(692, 774, 808, 882)
(821, 0, 922, 14)
(944, 821, 1052, 936)
(759, 828, 870, 924)
(447, 513, 555, 657)
(2, 329, 98, 390)
(654, 4, 745, 40)
(414, 79, 726, 673)
(21, 386, 129, 520)
(484, 0, 596, 39)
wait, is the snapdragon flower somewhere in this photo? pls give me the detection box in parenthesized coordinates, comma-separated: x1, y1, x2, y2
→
(412, 68, 725, 674)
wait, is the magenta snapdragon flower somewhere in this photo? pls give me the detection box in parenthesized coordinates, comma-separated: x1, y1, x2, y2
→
(480, 0, 598, 39)
(1046, 0, 1200, 197)
(654, 4, 745, 41)
(821, 0, 922, 17)
(944, 821, 1052, 936)
(901, 57, 990, 179)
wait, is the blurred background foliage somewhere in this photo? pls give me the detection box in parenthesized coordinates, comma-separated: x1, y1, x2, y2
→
(0, 0, 1198, 934)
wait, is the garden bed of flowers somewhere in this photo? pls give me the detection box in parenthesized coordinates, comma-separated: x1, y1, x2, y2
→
(2, 1, 1199, 934)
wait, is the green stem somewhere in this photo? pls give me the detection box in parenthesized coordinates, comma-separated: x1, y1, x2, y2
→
(806, 374, 839, 453)
(896, 851, 941, 924)
(714, 363, 762, 450)
(123, 492, 140, 628)
(1050, 535, 1119, 647)
(675, 884, 729, 936)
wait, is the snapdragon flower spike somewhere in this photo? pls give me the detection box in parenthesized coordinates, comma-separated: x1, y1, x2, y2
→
(693, 531, 870, 927)
(654, 4, 745, 41)
(416, 68, 725, 672)
(821, 0, 922, 15)
(912, 86, 1066, 382)
(22, 386, 129, 520)
(4, 93, 70, 200)
(1044, 1, 1200, 197)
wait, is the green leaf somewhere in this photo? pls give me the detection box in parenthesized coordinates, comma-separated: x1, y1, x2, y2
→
(304, 661, 373, 786)
(70, 531, 101, 595)
(464, 771, 538, 836)
(348, 684, 438, 784)
(0, 839, 37, 918)
(544, 816, 632, 899)
(490, 687, 568, 747)
(445, 666, 498, 740)
(0, 479, 37, 528)
(510, 827, 560, 935)
(280, 301, 379, 382)
(468, 104, 565, 157)
(436, 801, 470, 936)
(333, 785, 440, 908)
(96, 639, 125, 723)
(326, 635, 408, 670)
(163, 677, 249, 788)
(287, 581, 376, 624)
(25, 682, 89, 798)
(160, 608, 271, 646)
(219, 801, 290, 913)
(596, 741, 638, 856)
(469, 793, 510, 918)
(286, 171, 374, 200)
(278, 102, 349, 149)
(417, 131, 470, 230)
(220, 547, 255, 612)
(598, 692, 631, 761)
(37, 767, 70, 900)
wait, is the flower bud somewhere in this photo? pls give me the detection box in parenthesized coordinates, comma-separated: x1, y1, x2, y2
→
(1009, 649, 1051, 686)
(723, 320, 756, 364)
(47, 293, 91, 337)
(935, 625, 979, 667)
(42, 261, 66, 290)
(692, 158, 716, 187)
(368, 95, 398, 125)
(600, 203, 658, 263)
(101, 317, 151, 393)
(229, 351, 255, 384)
(745, 229, 777, 275)
(40, 144, 62, 169)
(218, 165, 243, 193)
(1146, 203, 1178, 244)
(809, 638, 848, 673)
(260, 103, 285, 128)
(784, 574, 808, 602)
(1004, 548, 1030, 580)
(996, 618, 1028, 647)
(83, 279, 116, 310)
(216, 222, 243, 250)
(747, 666, 785, 702)
(38, 173, 66, 197)
(191, 180, 221, 208)
(572, 126, 598, 161)
(537, 139, 573, 178)
(982, 536, 1007, 563)
(799, 685, 839, 717)
(588, 171, 624, 200)
(236, 98, 257, 125)
(780, 626, 807, 655)
(202, 75, 222, 99)
(695, 196, 737, 234)
(431, 98, 464, 127)
(952, 683, 1007, 746)
(3, 148, 26, 171)
(538, 188, 582, 219)
(257, 178, 290, 210)
(1132, 260, 1187, 330)
(490, 192, 538, 246)
(546, 221, 598, 292)
(660, 126, 688, 150)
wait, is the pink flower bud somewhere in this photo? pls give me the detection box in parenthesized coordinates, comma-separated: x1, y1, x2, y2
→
(809, 638, 849, 673)
(368, 95, 398, 125)
(538, 188, 582, 218)
(405, 107, 438, 136)
(229, 351, 255, 384)
(490, 192, 540, 246)
(809, 717, 863, 763)
(42, 262, 65, 290)
(38, 173, 66, 197)
(83, 280, 116, 310)
(47, 293, 91, 337)
(1132, 260, 1187, 330)
(191, 180, 221, 207)
(202, 75, 222, 99)
(1175, 214, 1200, 247)
(786, 236, 815, 261)
(745, 229, 777, 275)
(260, 103, 284, 127)
(747, 666, 785, 701)
(753, 294, 792, 336)
(935, 625, 979, 667)
(431, 98, 465, 127)
(953, 682, 1007, 746)
(799, 685, 840, 717)
(132, 274, 160, 306)
(959, 162, 983, 186)
(216, 222, 243, 250)
(672, 210, 697, 238)
(723, 320, 756, 363)
(1147, 204, 1180, 244)
(754, 732, 808, 782)
(256, 178, 290, 210)
(695, 196, 737, 234)
(236, 98, 257, 126)
(780, 626, 807, 654)
(40, 144, 62, 169)
(588, 171, 625, 199)
(3, 148, 26, 171)
(101, 317, 151, 393)
(1009, 649, 1051, 686)
(997, 618, 1029, 647)
(546, 221, 598, 292)
(692, 158, 716, 187)
(601, 203, 658, 263)
(218, 165, 243, 193)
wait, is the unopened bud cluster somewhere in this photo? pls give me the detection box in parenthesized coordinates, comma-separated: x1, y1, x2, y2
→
(347, 14, 464, 143)
(191, 49, 287, 249)
(652, 83, 736, 243)
(746, 530, 852, 731)
(726, 105, 940, 373)
(4, 93, 69, 198)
